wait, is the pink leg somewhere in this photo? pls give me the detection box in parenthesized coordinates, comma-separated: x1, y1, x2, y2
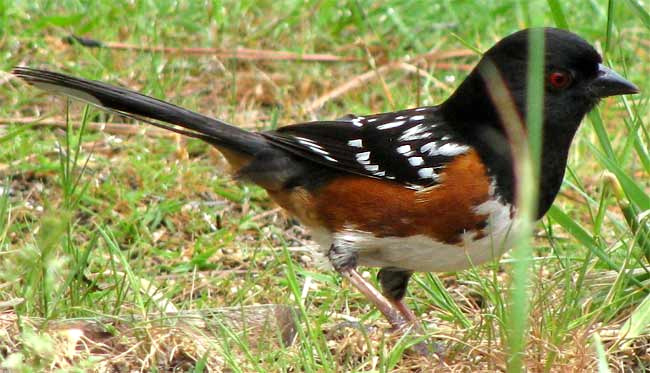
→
(339, 267, 407, 329)
(392, 300, 436, 356)
(330, 247, 432, 355)
(340, 268, 433, 356)
(391, 299, 419, 325)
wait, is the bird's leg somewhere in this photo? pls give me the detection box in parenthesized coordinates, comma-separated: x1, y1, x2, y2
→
(377, 267, 418, 325)
(328, 245, 406, 329)
(378, 267, 437, 356)
(328, 246, 434, 356)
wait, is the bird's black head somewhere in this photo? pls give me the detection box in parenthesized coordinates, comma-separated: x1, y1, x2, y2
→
(442, 28, 639, 217)
(480, 28, 637, 132)
(443, 27, 638, 131)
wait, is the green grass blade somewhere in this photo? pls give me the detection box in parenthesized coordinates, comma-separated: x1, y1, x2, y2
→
(547, 205, 597, 248)
(547, 206, 646, 289)
(588, 144, 650, 210)
(618, 289, 650, 348)
(589, 110, 617, 160)
(592, 333, 611, 373)
(547, 0, 569, 28)
(624, 0, 650, 29)
(605, 0, 615, 54)
(506, 8, 545, 372)
(415, 274, 471, 328)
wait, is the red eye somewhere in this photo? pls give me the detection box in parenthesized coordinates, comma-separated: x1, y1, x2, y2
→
(548, 70, 572, 89)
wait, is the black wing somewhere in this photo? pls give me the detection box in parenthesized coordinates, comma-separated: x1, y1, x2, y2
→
(262, 107, 472, 189)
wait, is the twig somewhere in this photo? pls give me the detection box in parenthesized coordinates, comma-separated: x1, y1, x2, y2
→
(0, 117, 181, 138)
(64, 35, 360, 62)
(0, 139, 115, 175)
(305, 49, 475, 113)
(12, 304, 298, 347)
(249, 207, 284, 222)
(418, 48, 476, 62)
(305, 63, 399, 113)
(361, 41, 395, 109)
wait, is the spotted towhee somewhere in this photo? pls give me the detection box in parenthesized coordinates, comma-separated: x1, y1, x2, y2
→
(12, 28, 639, 335)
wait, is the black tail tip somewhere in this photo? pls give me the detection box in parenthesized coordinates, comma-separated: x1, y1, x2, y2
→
(11, 67, 55, 86)
(11, 66, 35, 80)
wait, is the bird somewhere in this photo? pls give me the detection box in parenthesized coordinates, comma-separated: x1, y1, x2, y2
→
(11, 27, 639, 341)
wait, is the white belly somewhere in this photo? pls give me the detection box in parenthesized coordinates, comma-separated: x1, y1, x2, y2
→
(309, 197, 515, 272)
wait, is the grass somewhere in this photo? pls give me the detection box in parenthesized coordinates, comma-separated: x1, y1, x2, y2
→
(0, 0, 649, 371)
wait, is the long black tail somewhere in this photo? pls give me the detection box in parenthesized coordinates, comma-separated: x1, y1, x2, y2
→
(11, 67, 268, 156)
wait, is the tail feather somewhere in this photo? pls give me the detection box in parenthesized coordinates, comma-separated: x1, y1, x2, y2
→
(11, 67, 268, 156)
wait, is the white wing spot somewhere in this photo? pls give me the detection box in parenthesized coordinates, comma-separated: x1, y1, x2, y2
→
(420, 141, 438, 154)
(374, 171, 386, 177)
(355, 151, 370, 161)
(377, 120, 406, 130)
(418, 167, 437, 179)
(396, 115, 406, 120)
(409, 115, 425, 121)
(396, 145, 411, 154)
(323, 155, 338, 163)
(422, 142, 470, 157)
(408, 157, 424, 166)
(438, 143, 470, 156)
(296, 137, 334, 156)
(351, 117, 364, 127)
(309, 147, 330, 155)
(399, 124, 432, 141)
(364, 164, 379, 172)
(367, 118, 378, 123)
(415, 107, 428, 112)
(347, 139, 363, 148)
(296, 137, 323, 149)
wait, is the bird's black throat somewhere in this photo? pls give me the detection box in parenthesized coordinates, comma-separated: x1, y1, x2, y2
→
(441, 67, 593, 219)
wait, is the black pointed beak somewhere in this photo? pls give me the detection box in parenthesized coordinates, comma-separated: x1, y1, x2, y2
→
(591, 64, 639, 98)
